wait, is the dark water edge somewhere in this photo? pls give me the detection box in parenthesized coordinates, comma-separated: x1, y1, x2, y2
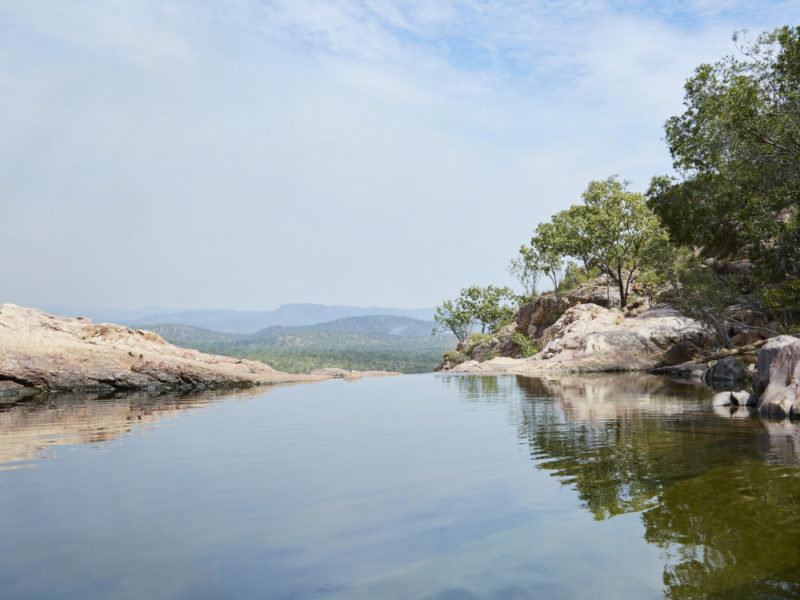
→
(1, 373, 800, 599)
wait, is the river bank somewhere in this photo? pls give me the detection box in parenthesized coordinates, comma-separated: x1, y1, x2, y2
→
(436, 283, 800, 419)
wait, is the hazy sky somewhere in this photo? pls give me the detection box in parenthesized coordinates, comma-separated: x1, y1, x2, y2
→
(2, 1, 798, 310)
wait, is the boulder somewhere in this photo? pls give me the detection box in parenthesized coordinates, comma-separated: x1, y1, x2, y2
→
(441, 302, 714, 376)
(730, 330, 766, 347)
(731, 390, 757, 407)
(518, 305, 711, 374)
(753, 336, 800, 396)
(757, 340, 800, 419)
(712, 391, 734, 406)
(517, 295, 576, 338)
(704, 356, 751, 388)
(711, 390, 755, 409)
(516, 279, 622, 339)
(662, 341, 701, 366)
(539, 304, 622, 349)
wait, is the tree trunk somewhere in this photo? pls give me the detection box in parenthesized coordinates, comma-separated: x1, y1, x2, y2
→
(617, 265, 627, 307)
(704, 310, 731, 348)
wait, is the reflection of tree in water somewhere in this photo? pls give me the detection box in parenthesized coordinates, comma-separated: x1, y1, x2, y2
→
(511, 374, 800, 599)
(643, 460, 800, 599)
(439, 375, 505, 402)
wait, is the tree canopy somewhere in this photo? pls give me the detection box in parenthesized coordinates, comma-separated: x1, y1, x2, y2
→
(648, 26, 800, 281)
(434, 285, 517, 342)
(531, 176, 661, 306)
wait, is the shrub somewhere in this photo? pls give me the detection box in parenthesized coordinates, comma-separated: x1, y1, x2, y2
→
(513, 333, 540, 358)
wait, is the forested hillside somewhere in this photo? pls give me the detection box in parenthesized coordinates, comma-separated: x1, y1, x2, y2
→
(144, 315, 453, 374)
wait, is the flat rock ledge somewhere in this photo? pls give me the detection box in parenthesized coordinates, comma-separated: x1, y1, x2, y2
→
(0, 304, 398, 397)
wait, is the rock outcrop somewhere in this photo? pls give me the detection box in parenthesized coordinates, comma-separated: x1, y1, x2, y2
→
(516, 282, 620, 339)
(0, 304, 397, 395)
(434, 275, 796, 413)
(755, 337, 800, 419)
(444, 303, 712, 375)
(522, 304, 711, 373)
(752, 336, 800, 397)
(468, 323, 520, 362)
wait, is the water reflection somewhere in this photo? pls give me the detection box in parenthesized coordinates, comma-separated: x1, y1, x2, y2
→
(439, 374, 504, 401)
(503, 373, 800, 599)
(0, 387, 267, 469)
(6, 373, 800, 599)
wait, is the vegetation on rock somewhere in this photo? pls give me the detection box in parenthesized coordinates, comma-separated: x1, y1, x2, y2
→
(438, 26, 800, 368)
(648, 26, 800, 327)
(434, 285, 517, 342)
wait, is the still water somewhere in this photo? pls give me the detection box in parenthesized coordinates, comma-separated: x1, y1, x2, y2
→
(2, 374, 800, 599)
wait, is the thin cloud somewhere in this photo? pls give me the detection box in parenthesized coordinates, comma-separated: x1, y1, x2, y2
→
(0, 1, 797, 309)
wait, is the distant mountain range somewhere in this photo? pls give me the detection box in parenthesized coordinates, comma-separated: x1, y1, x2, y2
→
(141, 315, 453, 374)
(39, 303, 436, 334)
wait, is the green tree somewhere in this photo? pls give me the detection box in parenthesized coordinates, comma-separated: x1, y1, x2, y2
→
(458, 284, 518, 333)
(648, 27, 800, 282)
(530, 222, 565, 290)
(507, 245, 544, 297)
(435, 285, 518, 341)
(535, 177, 661, 307)
(665, 257, 740, 348)
(433, 299, 473, 344)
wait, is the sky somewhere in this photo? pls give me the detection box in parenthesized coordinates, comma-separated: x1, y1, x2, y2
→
(2, 1, 799, 311)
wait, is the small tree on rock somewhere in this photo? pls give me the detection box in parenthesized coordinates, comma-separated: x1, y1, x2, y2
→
(433, 299, 473, 344)
(534, 176, 661, 306)
(458, 285, 518, 333)
(508, 245, 545, 298)
(434, 285, 518, 341)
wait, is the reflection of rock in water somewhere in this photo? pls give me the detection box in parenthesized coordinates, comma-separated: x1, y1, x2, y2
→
(0, 387, 268, 467)
(515, 373, 713, 423)
(762, 421, 800, 465)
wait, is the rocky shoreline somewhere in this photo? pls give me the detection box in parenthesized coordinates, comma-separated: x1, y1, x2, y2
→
(0, 303, 398, 398)
(437, 281, 800, 419)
